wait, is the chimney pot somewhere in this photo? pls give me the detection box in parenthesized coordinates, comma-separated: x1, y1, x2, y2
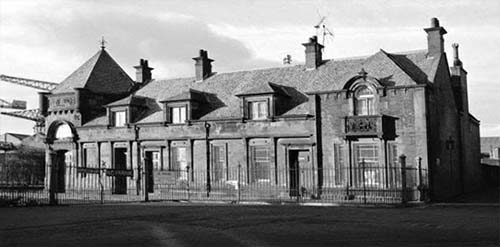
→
(424, 17, 447, 56)
(431, 17, 440, 28)
(452, 43, 462, 67)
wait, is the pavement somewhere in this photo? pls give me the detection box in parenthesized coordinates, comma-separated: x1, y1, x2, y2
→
(0, 202, 499, 247)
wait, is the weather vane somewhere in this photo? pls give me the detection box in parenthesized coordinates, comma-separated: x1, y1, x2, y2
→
(100, 36, 107, 50)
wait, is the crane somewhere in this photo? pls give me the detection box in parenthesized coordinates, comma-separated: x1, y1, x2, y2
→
(0, 74, 57, 91)
(0, 74, 57, 134)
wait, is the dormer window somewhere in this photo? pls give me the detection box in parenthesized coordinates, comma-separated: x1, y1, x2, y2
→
(354, 85, 375, 116)
(106, 95, 149, 127)
(171, 105, 187, 124)
(249, 100, 269, 120)
(113, 110, 127, 127)
(161, 89, 213, 125)
(236, 82, 294, 121)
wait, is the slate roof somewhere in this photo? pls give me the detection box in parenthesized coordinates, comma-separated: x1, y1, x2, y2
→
(106, 95, 148, 107)
(82, 48, 440, 126)
(129, 49, 439, 123)
(52, 49, 135, 94)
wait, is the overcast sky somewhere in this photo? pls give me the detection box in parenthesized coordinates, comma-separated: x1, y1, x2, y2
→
(0, 0, 499, 136)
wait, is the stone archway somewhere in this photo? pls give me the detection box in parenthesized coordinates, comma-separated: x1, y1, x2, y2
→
(46, 121, 78, 204)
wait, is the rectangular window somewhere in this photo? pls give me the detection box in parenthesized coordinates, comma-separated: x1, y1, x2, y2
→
(353, 143, 381, 188)
(113, 111, 127, 127)
(171, 106, 187, 124)
(171, 146, 188, 180)
(211, 144, 227, 183)
(250, 145, 271, 182)
(249, 100, 268, 120)
(387, 142, 400, 188)
(82, 147, 97, 168)
(334, 144, 346, 186)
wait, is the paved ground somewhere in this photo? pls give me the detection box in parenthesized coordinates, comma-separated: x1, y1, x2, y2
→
(0, 203, 498, 247)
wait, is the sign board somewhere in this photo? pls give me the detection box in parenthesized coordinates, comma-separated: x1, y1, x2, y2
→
(76, 167, 101, 174)
(106, 169, 133, 177)
(49, 94, 76, 110)
(154, 171, 178, 185)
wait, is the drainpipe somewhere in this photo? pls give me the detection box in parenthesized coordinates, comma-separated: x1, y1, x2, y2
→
(205, 122, 211, 197)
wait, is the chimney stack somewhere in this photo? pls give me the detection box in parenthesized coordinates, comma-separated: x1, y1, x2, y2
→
(424, 17, 447, 57)
(302, 36, 324, 69)
(450, 43, 468, 113)
(134, 59, 153, 84)
(193, 49, 214, 81)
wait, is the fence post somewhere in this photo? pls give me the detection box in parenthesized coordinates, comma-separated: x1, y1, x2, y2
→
(237, 162, 241, 203)
(362, 158, 367, 204)
(144, 157, 149, 203)
(416, 156, 425, 201)
(99, 168, 104, 204)
(400, 154, 407, 204)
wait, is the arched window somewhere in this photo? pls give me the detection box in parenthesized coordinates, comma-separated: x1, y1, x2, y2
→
(55, 123, 73, 139)
(354, 85, 375, 115)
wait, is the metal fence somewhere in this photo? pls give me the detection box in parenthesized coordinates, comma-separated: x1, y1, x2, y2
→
(0, 155, 429, 206)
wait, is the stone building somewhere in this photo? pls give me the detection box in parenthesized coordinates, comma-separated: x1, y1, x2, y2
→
(42, 18, 480, 202)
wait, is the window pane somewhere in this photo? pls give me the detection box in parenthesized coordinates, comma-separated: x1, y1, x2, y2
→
(83, 148, 97, 168)
(249, 101, 268, 120)
(171, 106, 186, 123)
(180, 106, 186, 123)
(334, 144, 345, 186)
(353, 143, 382, 188)
(211, 145, 226, 182)
(354, 86, 375, 116)
(250, 146, 270, 182)
(171, 146, 188, 180)
(114, 111, 126, 126)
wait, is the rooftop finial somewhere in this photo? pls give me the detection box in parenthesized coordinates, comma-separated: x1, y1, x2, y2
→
(100, 36, 107, 50)
(358, 68, 368, 77)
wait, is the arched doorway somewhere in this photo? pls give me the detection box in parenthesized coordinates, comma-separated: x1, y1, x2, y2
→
(46, 121, 77, 196)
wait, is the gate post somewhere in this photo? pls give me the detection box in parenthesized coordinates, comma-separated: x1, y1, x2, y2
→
(143, 155, 149, 203)
(400, 154, 407, 204)
(362, 158, 367, 204)
(48, 151, 57, 205)
(186, 166, 190, 201)
(237, 162, 241, 203)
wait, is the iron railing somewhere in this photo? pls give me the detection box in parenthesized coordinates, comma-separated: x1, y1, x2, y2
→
(0, 155, 429, 206)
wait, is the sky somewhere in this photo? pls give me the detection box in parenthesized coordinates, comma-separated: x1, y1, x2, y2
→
(0, 0, 499, 136)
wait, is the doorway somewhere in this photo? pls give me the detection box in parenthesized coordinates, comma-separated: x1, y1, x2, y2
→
(144, 151, 159, 193)
(288, 149, 313, 197)
(52, 150, 67, 193)
(113, 147, 127, 194)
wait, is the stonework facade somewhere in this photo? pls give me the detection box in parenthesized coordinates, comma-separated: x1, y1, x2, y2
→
(42, 18, 480, 202)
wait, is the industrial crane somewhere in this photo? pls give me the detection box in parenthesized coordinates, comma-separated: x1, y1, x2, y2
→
(0, 74, 57, 91)
(0, 74, 58, 134)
